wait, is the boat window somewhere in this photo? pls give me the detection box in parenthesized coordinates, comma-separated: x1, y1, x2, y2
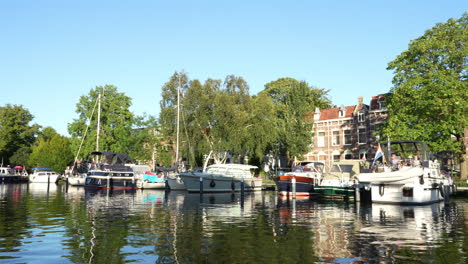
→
(330, 164, 354, 173)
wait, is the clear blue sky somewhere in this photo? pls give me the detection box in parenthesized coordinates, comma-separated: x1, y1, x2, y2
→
(1, 1, 466, 136)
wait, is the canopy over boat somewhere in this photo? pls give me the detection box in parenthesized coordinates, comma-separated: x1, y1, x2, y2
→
(90, 152, 132, 165)
(32, 167, 51, 171)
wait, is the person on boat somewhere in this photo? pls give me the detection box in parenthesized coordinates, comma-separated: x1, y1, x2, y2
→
(412, 155, 421, 167)
(391, 153, 400, 170)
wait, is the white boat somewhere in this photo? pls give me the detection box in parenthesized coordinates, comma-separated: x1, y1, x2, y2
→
(29, 167, 59, 183)
(133, 165, 166, 189)
(179, 164, 262, 193)
(357, 140, 454, 205)
(67, 173, 86, 186)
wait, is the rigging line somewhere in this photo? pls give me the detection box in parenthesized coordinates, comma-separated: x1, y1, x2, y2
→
(71, 96, 100, 173)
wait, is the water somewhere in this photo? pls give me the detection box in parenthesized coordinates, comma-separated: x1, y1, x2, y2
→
(0, 183, 466, 264)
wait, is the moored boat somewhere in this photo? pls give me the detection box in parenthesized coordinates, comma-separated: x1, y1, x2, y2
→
(0, 166, 28, 183)
(133, 165, 166, 189)
(312, 160, 370, 199)
(29, 167, 59, 183)
(84, 152, 137, 190)
(179, 164, 262, 193)
(357, 140, 454, 205)
(272, 161, 324, 197)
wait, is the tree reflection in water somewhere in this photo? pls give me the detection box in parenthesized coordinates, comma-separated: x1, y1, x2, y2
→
(0, 184, 466, 263)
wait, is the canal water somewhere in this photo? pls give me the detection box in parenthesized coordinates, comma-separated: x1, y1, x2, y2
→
(0, 183, 466, 264)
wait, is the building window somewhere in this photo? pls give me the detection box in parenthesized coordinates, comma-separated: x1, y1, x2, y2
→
(343, 129, 352, 145)
(358, 127, 367, 144)
(332, 130, 340, 146)
(317, 131, 325, 147)
(358, 111, 366, 122)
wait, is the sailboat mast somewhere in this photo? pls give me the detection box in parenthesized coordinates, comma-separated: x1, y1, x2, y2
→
(175, 79, 180, 166)
(96, 93, 101, 152)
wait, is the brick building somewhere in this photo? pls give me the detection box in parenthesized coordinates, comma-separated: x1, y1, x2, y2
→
(305, 95, 388, 166)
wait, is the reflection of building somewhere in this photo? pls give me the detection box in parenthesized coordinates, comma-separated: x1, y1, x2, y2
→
(307, 95, 388, 165)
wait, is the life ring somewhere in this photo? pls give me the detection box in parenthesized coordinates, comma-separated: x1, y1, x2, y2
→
(210, 179, 216, 188)
(439, 183, 445, 198)
(419, 175, 424, 185)
(379, 184, 385, 196)
(231, 181, 235, 191)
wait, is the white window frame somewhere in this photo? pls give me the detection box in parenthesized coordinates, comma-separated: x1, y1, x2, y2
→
(317, 131, 325, 147)
(358, 111, 366, 122)
(343, 129, 352, 145)
(358, 126, 367, 144)
(332, 130, 340, 146)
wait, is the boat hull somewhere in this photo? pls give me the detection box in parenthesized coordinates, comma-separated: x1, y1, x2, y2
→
(167, 175, 186, 190)
(369, 182, 444, 205)
(0, 175, 23, 183)
(312, 185, 355, 199)
(67, 176, 86, 186)
(29, 174, 59, 183)
(273, 175, 314, 197)
(137, 180, 166, 189)
(179, 173, 262, 193)
(85, 176, 137, 190)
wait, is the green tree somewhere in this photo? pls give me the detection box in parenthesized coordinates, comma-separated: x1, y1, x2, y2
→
(68, 85, 139, 160)
(29, 130, 74, 172)
(0, 104, 40, 164)
(384, 13, 468, 179)
(262, 78, 331, 165)
(9, 147, 32, 168)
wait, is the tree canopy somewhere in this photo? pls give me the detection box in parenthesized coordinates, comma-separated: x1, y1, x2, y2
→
(68, 85, 156, 162)
(158, 73, 331, 168)
(262, 78, 331, 164)
(29, 127, 74, 172)
(0, 104, 39, 165)
(384, 13, 467, 177)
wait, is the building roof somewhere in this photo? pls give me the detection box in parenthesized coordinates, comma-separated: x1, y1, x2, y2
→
(318, 105, 356, 121)
(370, 94, 387, 111)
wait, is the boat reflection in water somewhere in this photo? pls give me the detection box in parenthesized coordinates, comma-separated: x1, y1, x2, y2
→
(275, 197, 462, 263)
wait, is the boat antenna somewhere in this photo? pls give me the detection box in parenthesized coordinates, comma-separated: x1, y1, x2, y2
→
(175, 76, 180, 168)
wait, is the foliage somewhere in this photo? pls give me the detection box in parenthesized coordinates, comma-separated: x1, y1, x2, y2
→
(262, 78, 331, 164)
(9, 147, 32, 168)
(383, 14, 467, 161)
(29, 130, 74, 172)
(0, 104, 39, 164)
(68, 85, 154, 161)
(158, 73, 331, 167)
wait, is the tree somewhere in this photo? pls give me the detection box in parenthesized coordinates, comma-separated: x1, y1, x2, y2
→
(262, 78, 331, 165)
(384, 13, 468, 179)
(68, 85, 140, 160)
(29, 129, 74, 172)
(0, 104, 40, 164)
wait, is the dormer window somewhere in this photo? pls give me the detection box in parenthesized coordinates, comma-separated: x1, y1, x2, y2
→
(378, 97, 386, 110)
(338, 105, 345, 118)
(358, 111, 366, 122)
(314, 107, 321, 121)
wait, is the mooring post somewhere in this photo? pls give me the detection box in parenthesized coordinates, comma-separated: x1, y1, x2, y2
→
(444, 185, 449, 204)
(107, 175, 110, 189)
(292, 177, 296, 199)
(354, 179, 360, 202)
(240, 177, 245, 205)
(199, 176, 204, 194)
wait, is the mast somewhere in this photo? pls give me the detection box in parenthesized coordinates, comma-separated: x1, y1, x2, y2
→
(96, 93, 101, 152)
(175, 78, 180, 167)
